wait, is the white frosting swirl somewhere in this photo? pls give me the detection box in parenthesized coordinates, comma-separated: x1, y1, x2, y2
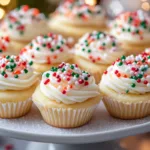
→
(0, 55, 38, 90)
(100, 55, 150, 94)
(1, 5, 49, 41)
(54, 0, 106, 26)
(20, 33, 71, 64)
(110, 10, 150, 43)
(40, 63, 99, 104)
(75, 31, 124, 64)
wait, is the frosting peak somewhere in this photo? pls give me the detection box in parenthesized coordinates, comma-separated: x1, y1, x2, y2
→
(53, 0, 106, 26)
(75, 31, 124, 64)
(0, 55, 38, 90)
(110, 10, 150, 42)
(1, 5, 48, 41)
(20, 33, 71, 64)
(101, 54, 150, 94)
(40, 62, 99, 104)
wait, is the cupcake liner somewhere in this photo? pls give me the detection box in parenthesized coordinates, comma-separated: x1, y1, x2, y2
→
(34, 101, 97, 128)
(103, 96, 150, 119)
(0, 98, 32, 119)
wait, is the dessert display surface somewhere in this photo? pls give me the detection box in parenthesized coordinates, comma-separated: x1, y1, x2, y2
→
(0, 102, 149, 144)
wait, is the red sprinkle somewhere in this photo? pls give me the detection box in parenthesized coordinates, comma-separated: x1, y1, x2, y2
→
(137, 79, 141, 83)
(144, 80, 148, 84)
(84, 82, 89, 86)
(53, 72, 56, 76)
(44, 79, 50, 85)
(78, 79, 84, 84)
(104, 71, 108, 74)
(62, 90, 66, 94)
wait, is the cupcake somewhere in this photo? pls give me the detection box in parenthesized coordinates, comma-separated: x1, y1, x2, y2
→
(74, 31, 125, 83)
(99, 54, 150, 119)
(110, 10, 150, 55)
(49, 0, 107, 41)
(0, 55, 38, 118)
(33, 62, 100, 128)
(0, 5, 49, 54)
(20, 33, 72, 74)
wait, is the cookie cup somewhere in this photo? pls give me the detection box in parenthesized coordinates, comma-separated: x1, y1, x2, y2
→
(33, 85, 101, 128)
(0, 83, 37, 118)
(99, 82, 150, 119)
(121, 42, 150, 56)
(49, 17, 107, 41)
(74, 56, 108, 83)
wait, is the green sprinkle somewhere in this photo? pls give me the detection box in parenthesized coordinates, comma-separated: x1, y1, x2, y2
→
(70, 65, 74, 69)
(122, 28, 125, 32)
(147, 56, 150, 59)
(131, 83, 136, 88)
(24, 69, 28, 74)
(6, 65, 9, 69)
(10, 59, 14, 63)
(46, 73, 50, 78)
(51, 67, 58, 72)
(138, 74, 143, 78)
(50, 48, 54, 52)
(136, 29, 139, 34)
(9, 24, 13, 29)
(36, 47, 40, 51)
(61, 40, 64, 44)
(42, 44, 46, 47)
(82, 48, 85, 51)
(128, 28, 131, 32)
(118, 61, 123, 66)
(72, 72, 75, 76)
(0, 49, 2, 53)
(75, 74, 79, 78)
(87, 49, 91, 53)
(126, 90, 129, 93)
(102, 43, 106, 46)
(29, 61, 33, 66)
(112, 42, 116, 46)
(6, 56, 10, 59)
(30, 43, 33, 47)
(44, 35, 48, 38)
(14, 75, 19, 78)
(121, 55, 126, 60)
(87, 9, 92, 14)
(1, 71, 5, 76)
(61, 68, 65, 72)
(56, 45, 60, 49)
(84, 77, 88, 80)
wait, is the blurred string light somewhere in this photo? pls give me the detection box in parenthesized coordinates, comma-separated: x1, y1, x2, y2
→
(0, 0, 10, 6)
(141, 0, 150, 11)
(85, 0, 97, 6)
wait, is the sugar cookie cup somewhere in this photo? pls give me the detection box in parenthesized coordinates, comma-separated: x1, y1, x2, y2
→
(110, 10, 150, 55)
(33, 62, 100, 128)
(99, 54, 150, 119)
(49, 0, 108, 41)
(20, 33, 72, 74)
(74, 31, 125, 83)
(0, 5, 49, 54)
(0, 55, 38, 118)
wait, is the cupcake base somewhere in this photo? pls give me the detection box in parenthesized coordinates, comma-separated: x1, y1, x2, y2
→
(103, 97, 150, 119)
(0, 98, 32, 119)
(74, 56, 108, 83)
(100, 82, 150, 119)
(33, 85, 101, 128)
(0, 84, 37, 118)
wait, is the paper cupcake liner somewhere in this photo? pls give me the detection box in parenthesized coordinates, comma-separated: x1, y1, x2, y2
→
(103, 96, 150, 119)
(0, 98, 32, 119)
(34, 101, 97, 128)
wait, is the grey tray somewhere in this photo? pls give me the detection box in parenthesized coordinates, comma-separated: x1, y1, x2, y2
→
(0, 102, 149, 144)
